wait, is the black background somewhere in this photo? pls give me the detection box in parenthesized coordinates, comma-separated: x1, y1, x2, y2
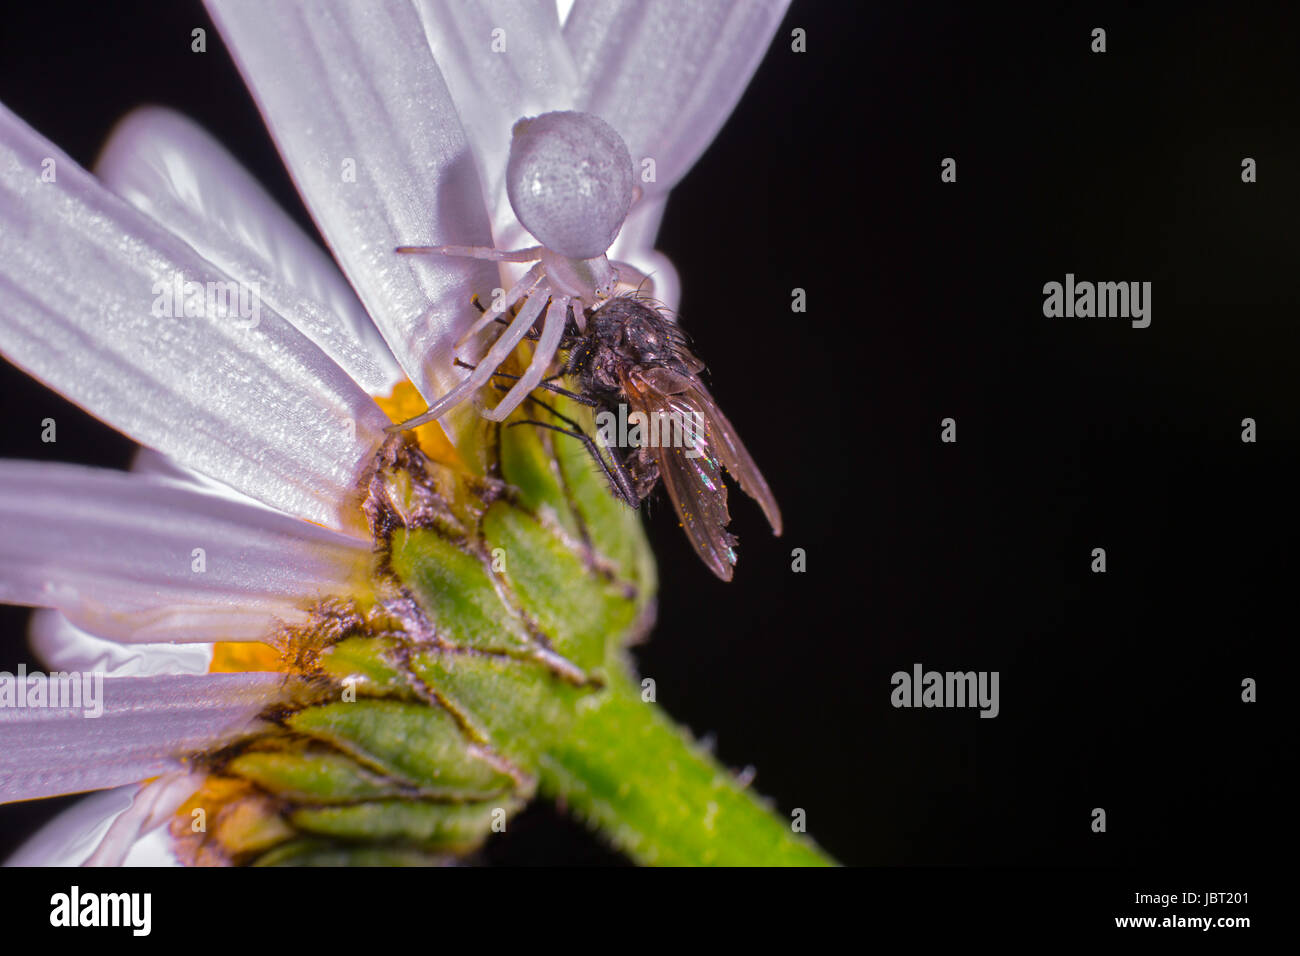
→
(0, 1, 1289, 868)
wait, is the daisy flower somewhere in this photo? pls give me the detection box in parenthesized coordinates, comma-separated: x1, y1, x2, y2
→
(0, 0, 827, 865)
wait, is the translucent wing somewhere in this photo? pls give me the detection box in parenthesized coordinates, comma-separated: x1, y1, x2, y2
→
(625, 366, 781, 581)
(636, 367, 782, 535)
(648, 417, 738, 581)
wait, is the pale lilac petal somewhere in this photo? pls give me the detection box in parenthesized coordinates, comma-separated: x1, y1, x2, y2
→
(0, 673, 282, 802)
(565, 0, 788, 200)
(96, 106, 403, 397)
(0, 461, 371, 643)
(414, 0, 579, 240)
(206, 0, 501, 413)
(28, 609, 213, 678)
(0, 103, 390, 535)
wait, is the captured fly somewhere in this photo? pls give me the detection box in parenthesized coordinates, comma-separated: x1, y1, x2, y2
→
(470, 295, 782, 580)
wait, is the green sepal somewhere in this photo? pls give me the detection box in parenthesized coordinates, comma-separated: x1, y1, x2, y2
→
(287, 700, 519, 799)
(290, 797, 525, 850)
(316, 636, 408, 696)
(251, 839, 448, 867)
(388, 528, 535, 655)
(225, 751, 411, 805)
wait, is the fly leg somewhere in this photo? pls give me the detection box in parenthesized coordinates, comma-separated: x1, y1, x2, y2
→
(455, 359, 596, 407)
(470, 293, 544, 341)
(500, 392, 638, 507)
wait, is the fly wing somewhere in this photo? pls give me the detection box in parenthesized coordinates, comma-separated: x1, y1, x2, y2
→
(623, 370, 739, 580)
(636, 367, 783, 536)
(654, 437, 740, 581)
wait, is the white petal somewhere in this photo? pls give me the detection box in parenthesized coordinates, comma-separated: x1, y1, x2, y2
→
(0, 673, 282, 802)
(414, 0, 579, 238)
(117, 821, 183, 866)
(0, 103, 390, 535)
(83, 772, 199, 866)
(0, 461, 371, 643)
(609, 194, 680, 311)
(206, 0, 501, 412)
(96, 106, 403, 397)
(28, 609, 213, 677)
(565, 0, 788, 198)
(5, 784, 186, 866)
(131, 445, 274, 512)
(5, 785, 134, 866)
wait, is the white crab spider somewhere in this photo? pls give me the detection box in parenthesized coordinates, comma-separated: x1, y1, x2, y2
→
(392, 111, 650, 429)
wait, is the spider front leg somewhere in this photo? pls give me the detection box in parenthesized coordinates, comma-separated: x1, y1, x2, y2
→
(454, 358, 596, 407)
(385, 272, 550, 433)
(395, 243, 547, 355)
(455, 263, 548, 348)
(483, 294, 571, 422)
(395, 243, 542, 263)
(396, 243, 591, 423)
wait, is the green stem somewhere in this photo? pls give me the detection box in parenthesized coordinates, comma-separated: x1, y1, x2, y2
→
(539, 667, 832, 866)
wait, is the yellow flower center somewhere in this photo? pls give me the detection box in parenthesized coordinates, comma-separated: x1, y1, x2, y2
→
(373, 380, 463, 466)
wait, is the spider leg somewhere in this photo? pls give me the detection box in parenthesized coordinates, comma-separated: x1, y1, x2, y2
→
(455, 262, 545, 348)
(386, 281, 550, 432)
(396, 244, 543, 263)
(455, 359, 596, 406)
(484, 295, 570, 422)
(471, 295, 541, 340)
